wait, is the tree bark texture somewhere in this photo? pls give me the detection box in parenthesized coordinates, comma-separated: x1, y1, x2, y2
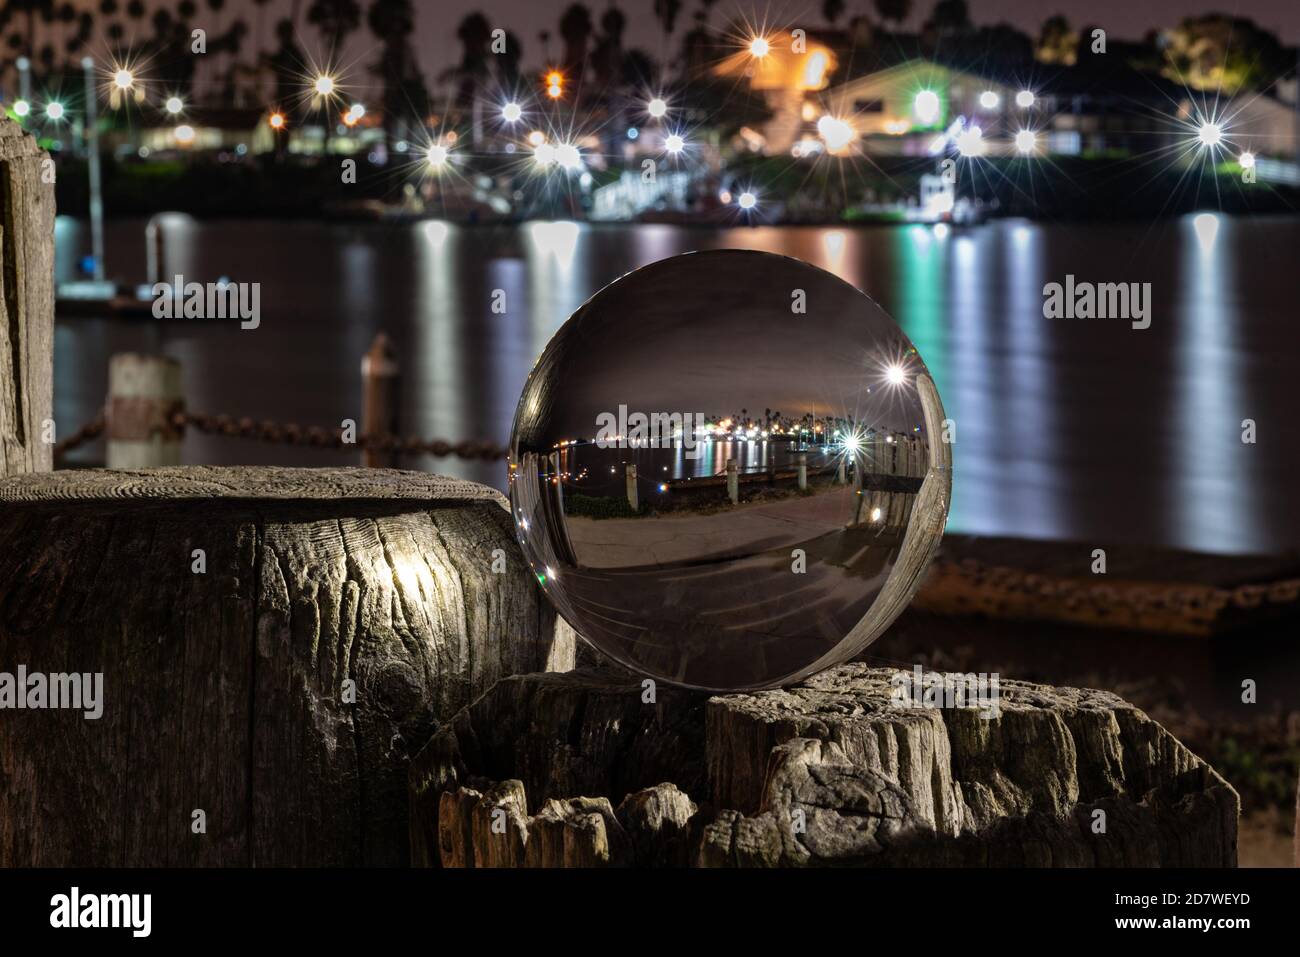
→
(412, 664, 1238, 867)
(0, 117, 54, 478)
(0, 466, 573, 866)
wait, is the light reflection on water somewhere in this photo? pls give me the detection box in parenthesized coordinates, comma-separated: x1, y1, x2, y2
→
(52, 214, 1300, 556)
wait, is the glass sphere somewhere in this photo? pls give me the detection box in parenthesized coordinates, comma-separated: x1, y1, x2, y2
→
(509, 249, 951, 691)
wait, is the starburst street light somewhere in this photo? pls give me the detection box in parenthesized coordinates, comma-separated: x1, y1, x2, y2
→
(12, 99, 31, 117)
(955, 124, 985, 157)
(886, 364, 907, 386)
(426, 143, 450, 170)
(979, 90, 1000, 109)
(114, 69, 135, 91)
(164, 96, 184, 115)
(737, 191, 757, 210)
(647, 96, 667, 118)
(313, 75, 335, 96)
(749, 37, 771, 58)
(555, 142, 582, 171)
(1239, 150, 1256, 169)
(914, 90, 940, 125)
(45, 101, 65, 120)
(1197, 121, 1222, 147)
(268, 111, 286, 130)
(501, 101, 522, 123)
(1014, 129, 1037, 155)
(816, 115, 854, 152)
(1015, 89, 1035, 109)
(664, 133, 685, 154)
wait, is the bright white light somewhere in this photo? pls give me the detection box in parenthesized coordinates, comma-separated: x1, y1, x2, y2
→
(13, 99, 30, 117)
(45, 101, 65, 120)
(816, 115, 854, 152)
(1015, 89, 1035, 109)
(979, 90, 1000, 110)
(501, 101, 522, 123)
(664, 133, 685, 154)
(314, 75, 335, 96)
(534, 142, 557, 167)
(1014, 129, 1037, 155)
(737, 191, 757, 210)
(426, 143, 449, 169)
(749, 37, 770, 58)
(527, 130, 546, 147)
(1192, 212, 1219, 250)
(843, 434, 862, 454)
(165, 96, 184, 115)
(1197, 122, 1222, 147)
(913, 90, 940, 124)
(870, 507, 883, 522)
(647, 97, 667, 118)
(933, 223, 950, 239)
(173, 124, 195, 144)
(955, 125, 985, 157)
(1238, 150, 1256, 169)
(886, 364, 907, 386)
(928, 190, 954, 215)
(113, 69, 134, 90)
(555, 143, 582, 171)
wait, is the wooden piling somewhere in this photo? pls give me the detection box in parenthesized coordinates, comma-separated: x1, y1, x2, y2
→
(106, 353, 184, 467)
(362, 332, 399, 467)
(625, 463, 638, 512)
(726, 459, 739, 504)
(797, 452, 807, 490)
(0, 116, 54, 477)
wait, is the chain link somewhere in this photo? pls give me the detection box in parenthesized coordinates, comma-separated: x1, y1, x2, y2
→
(51, 409, 508, 461)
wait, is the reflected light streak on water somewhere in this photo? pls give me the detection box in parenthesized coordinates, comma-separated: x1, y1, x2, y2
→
(48, 216, 1300, 556)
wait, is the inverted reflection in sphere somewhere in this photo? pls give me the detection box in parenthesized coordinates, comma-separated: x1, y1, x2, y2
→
(509, 249, 951, 691)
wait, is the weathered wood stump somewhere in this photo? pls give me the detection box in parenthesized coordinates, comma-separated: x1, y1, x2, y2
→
(410, 664, 1238, 867)
(0, 116, 54, 478)
(0, 466, 573, 866)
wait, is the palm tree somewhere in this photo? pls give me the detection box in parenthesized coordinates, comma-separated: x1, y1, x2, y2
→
(558, 4, 593, 82)
(653, 0, 681, 37)
(367, 0, 424, 152)
(307, 0, 361, 59)
(455, 12, 491, 146)
(307, 0, 361, 152)
(252, 0, 272, 62)
(873, 0, 912, 29)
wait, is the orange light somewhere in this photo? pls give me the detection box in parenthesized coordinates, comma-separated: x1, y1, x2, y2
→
(545, 70, 564, 99)
(269, 111, 286, 130)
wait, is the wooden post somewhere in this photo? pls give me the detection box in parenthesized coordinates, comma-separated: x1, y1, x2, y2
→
(836, 457, 845, 485)
(362, 332, 399, 468)
(106, 354, 184, 467)
(726, 459, 739, 504)
(625, 463, 638, 512)
(144, 213, 166, 286)
(797, 453, 807, 491)
(0, 116, 54, 477)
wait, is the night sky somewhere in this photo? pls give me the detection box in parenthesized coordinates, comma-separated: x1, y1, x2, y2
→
(44, 1, 1300, 85)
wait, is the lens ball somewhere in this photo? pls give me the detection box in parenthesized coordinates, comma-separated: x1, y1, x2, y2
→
(509, 249, 951, 691)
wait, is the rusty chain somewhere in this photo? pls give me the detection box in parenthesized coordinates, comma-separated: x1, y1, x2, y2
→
(52, 409, 508, 461)
(51, 413, 1300, 617)
(932, 556, 1300, 615)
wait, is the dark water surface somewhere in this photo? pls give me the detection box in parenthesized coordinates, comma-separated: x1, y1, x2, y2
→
(55, 213, 1300, 557)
